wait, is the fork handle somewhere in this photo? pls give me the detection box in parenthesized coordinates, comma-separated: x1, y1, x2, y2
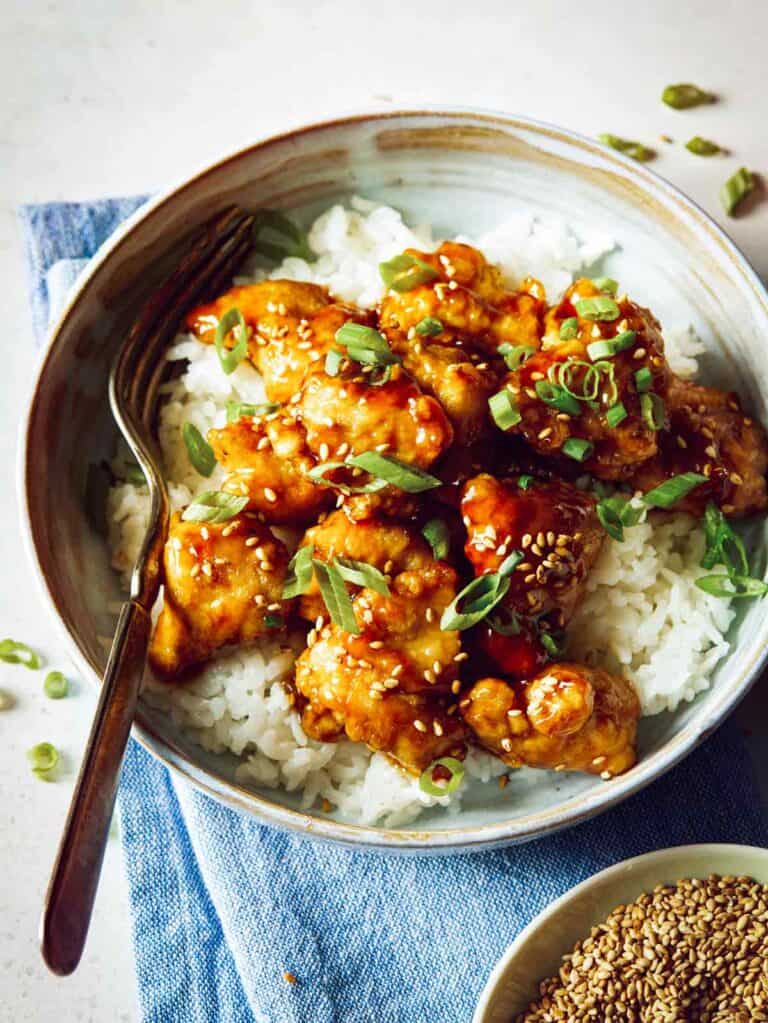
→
(41, 600, 151, 975)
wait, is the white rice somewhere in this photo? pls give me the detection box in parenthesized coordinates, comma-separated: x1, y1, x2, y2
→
(106, 198, 734, 826)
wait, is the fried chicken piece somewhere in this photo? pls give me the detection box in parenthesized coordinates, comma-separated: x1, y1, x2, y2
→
(379, 242, 545, 442)
(461, 665, 639, 777)
(496, 280, 671, 480)
(630, 376, 768, 517)
(186, 279, 367, 404)
(461, 473, 604, 621)
(295, 626, 466, 773)
(208, 412, 331, 524)
(149, 511, 291, 678)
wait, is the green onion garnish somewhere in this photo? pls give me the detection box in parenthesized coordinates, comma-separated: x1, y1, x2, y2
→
(574, 297, 621, 322)
(642, 472, 707, 509)
(534, 380, 582, 416)
(312, 559, 359, 634)
(307, 460, 388, 494)
(634, 367, 653, 393)
(181, 491, 249, 524)
(489, 389, 522, 431)
(44, 671, 68, 700)
(183, 423, 217, 478)
(517, 475, 534, 490)
(498, 343, 536, 371)
(662, 83, 715, 109)
(550, 359, 618, 407)
(640, 393, 665, 431)
(419, 757, 465, 797)
(334, 322, 402, 372)
(347, 452, 441, 494)
(27, 741, 59, 779)
(720, 167, 754, 216)
(252, 209, 313, 262)
(561, 438, 594, 462)
(559, 317, 579, 340)
(214, 308, 249, 375)
(422, 518, 450, 560)
(440, 573, 511, 632)
(592, 277, 619, 295)
(596, 494, 645, 542)
(540, 630, 567, 658)
(605, 402, 628, 428)
(415, 317, 444, 337)
(685, 136, 721, 157)
(122, 461, 146, 485)
(487, 606, 521, 635)
(325, 349, 344, 376)
(225, 400, 279, 423)
(282, 544, 315, 599)
(0, 639, 40, 669)
(379, 253, 440, 292)
(264, 614, 284, 629)
(335, 557, 391, 596)
(586, 331, 636, 361)
(696, 574, 768, 599)
(700, 502, 748, 575)
(598, 134, 654, 162)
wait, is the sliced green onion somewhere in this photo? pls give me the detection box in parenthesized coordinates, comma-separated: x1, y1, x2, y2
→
(696, 574, 768, 599)
(489, 389, 522, 430)
(183, 423, 217, 478)
(498, 343, 536, 370)
(559, 317, 579, 340)
(122, 461, 146, 485)
(487, 606, 521, 636)
(640, 393, 665, 431)
(0, 639, 40, 669)
(540, 630, 567, 658)
(598, 134, 654, 162)
(312, 559, 359, 634)
(440, 572, 511, 632)
(347, 452, 441, 494)
(419, 757, 465, 797)
(325, 349, 344, 376)
(44, 671, 68, 699)
(379, 253, 440, 292)
(252, 209, 313, 262)
(517, 474, 533, 490)
(662, 83, 715, 109)
(534, 380, 582, 416)
(686, 136, 721, 157)
(307, 461, 388, 495)
(596, 494, 644, 542)
(415, 316, 444, 337)
(334, 322, 402, 371)
(264, 613, 284, 629)
(498, 551, 524, 577)
(335, 557, 391, 596)
(225, 400, 279, 423)
(215, 308, 249, 375)
(642, 472, 707, 508)
(720, 167, 754, 216)
(422, 518, 450, 560)
(701, 502, 748, 575)
(282, 544, 315, 599)
(27, 741, 59, 779)
(586, 331, 636, 361)
(634, 367, 653, 393)
(181, 491, 249, 524)
(561, 438, 594, 462)
(575, 296, 621, 322)
(592, 277, 619, 295)
(605, 402, 628, 428)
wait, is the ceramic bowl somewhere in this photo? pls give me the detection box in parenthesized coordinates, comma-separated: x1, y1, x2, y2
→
(474, 842, 768, 1021)
(20, 109, 768, 852)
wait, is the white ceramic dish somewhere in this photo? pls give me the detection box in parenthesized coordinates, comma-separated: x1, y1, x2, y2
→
(20, 109, 768, 852)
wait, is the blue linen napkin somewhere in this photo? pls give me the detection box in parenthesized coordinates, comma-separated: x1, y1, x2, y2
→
(18, 198, 768, 1023)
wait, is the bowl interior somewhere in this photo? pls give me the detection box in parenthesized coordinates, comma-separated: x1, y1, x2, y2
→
(474, 843, 768, 1021)
(24, 111, 768, 846)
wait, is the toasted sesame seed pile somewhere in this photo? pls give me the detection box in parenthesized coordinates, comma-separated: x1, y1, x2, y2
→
(516, 875, 768, 1022)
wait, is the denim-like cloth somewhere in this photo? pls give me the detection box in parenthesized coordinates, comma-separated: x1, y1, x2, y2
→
(18, 199, 768, 1023)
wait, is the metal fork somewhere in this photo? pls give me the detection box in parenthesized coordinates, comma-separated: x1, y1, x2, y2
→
(40, 206, 255, 976)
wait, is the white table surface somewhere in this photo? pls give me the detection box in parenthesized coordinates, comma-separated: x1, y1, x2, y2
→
(3, 1, 767, 1019)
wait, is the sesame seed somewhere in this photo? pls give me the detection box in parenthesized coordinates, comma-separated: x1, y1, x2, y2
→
(264, 487, 278, 503)
(433, 721, 444, 737)
(413, 719, 427, 733)
(538, 427, 553, 440)
(633, 347, 647, 359)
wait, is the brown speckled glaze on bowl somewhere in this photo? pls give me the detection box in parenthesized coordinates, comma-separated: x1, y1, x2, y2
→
(20, 110, 768, 852)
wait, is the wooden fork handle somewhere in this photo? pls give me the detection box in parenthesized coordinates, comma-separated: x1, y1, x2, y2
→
(41, 600, 151, 975)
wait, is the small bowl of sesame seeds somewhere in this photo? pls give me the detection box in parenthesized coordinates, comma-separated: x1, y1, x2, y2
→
(473, 843, 768, 1023)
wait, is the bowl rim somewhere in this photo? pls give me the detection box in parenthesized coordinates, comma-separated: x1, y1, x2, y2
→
(472, 841, 768, 1020)
(18, 106, 768, 852)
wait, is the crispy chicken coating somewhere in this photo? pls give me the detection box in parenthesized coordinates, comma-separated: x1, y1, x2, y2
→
(461, 665, 639, 777)
(295, 626, 466, 773)
(497, 280, 671, 480)
(630, 376, 768, 518)
(461, 473, 604, 621)
(149, 511, 292, 677)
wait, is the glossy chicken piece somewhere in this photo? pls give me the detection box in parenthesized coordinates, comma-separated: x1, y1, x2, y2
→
(498, 280, 671, 480)
(208, 412, 331, 524)
(473, 620, 548, 680)
(461, 473, 604, 621)
(378, 242, 546, 443)
(461, 665, 639, 777)
(630, 376, 768, 517)
(295, 625, 466, 773)
(186, 280, 365, 404)
(149, 511, 291, 677)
